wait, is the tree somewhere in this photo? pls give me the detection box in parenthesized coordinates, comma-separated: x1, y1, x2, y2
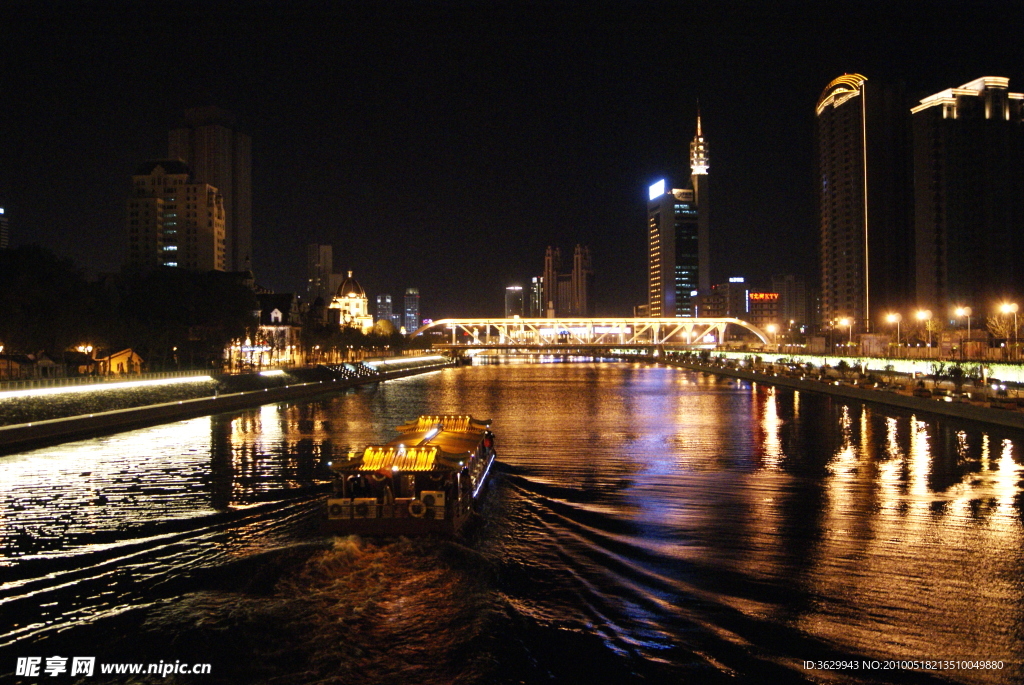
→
(986, 314, 1014, 342)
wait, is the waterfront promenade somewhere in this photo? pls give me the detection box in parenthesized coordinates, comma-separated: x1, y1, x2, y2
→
(644, 352, 1024, 431)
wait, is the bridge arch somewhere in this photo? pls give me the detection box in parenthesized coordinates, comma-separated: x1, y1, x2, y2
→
(410, 317, 770, 346)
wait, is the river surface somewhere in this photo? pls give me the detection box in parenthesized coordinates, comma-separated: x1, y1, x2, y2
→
(1, 361, 1022, 684)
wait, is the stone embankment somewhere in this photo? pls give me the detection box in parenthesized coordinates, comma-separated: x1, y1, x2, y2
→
(0, 357, 453, 454)
(627, 355, 1024, 432)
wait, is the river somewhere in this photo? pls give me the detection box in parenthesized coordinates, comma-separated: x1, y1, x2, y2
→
(1, 361, 1022, 684)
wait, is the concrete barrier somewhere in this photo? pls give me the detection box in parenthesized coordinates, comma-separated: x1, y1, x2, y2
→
(0, 360, 452, 455)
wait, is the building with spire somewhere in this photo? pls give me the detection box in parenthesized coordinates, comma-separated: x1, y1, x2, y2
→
(815, 74, 912, 334)
(647, 115, 710, 317)
(541, 245, 594, 317)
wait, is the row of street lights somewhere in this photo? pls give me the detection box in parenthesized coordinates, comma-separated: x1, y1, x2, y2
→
(884, 303, 1021, 359)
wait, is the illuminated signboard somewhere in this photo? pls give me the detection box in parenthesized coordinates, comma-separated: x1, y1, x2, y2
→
(729, 277, 745, 283)
(749, 292, 779, 301)
(648, 179, 665, 201)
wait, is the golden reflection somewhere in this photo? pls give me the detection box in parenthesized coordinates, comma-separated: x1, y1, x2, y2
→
(760, 388, 783, 469)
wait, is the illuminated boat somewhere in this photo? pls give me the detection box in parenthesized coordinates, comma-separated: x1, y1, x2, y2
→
(324, 415, 496, 536)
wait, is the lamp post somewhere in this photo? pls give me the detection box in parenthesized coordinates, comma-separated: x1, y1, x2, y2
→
(838, 317, 852, 352)
(886, 313, 902, 358)
(766, 323, 778, 349)
(916, 309, 933, 349)
(955, 306, 972, 360)
(1001, 302, 1018, 360)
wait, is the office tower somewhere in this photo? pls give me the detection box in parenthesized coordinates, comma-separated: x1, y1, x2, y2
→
(377, 294, 393, 323)
(125, 160, 225, 271)
(404, 287, 420, 332)
(815, 74, 912, 333)
(912, 77, 1024, 309)
(306, 244, 334, 302)
(528, 277, 544, 317)
(169, 107, 252, 271)
(505, 286, 524, 318)
(695, 278, 747, 318)
(541, 245, 594, 317)
(771, 273, 809, 327)
(0, 207, 8, 249)
(647, 116, 710, 317)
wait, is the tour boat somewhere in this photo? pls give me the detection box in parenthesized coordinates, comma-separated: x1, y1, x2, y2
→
(324, 415, 496, 536)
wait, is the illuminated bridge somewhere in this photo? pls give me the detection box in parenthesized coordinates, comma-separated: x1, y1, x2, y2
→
(411, 317, 769, 350)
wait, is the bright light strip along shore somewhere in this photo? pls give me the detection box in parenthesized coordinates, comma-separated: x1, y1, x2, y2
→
(0, 375, 214, 401)
(366, 355, 446, 368)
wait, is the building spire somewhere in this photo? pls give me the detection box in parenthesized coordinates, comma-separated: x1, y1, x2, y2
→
(690, 107, 709, 176)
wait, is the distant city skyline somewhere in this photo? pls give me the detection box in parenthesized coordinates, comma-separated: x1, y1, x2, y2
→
(3, 3, 1022, 318)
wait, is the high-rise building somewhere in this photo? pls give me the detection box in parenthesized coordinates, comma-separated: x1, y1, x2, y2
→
(306, 244, 335, 303)
(0, 207, 8, 249)
(404, 288, 420, 332)
(125, 160, 225, 271)
(912, 76, 1024, 310)
(528, 277, 544, 317)
(169, 107, 252, 271)
(541, 245, 594, 317)
(815, 74, 912, 333)
(376, 294, 393, 323)
(771, 273, 809, 327)
(504, 286, 524, 318)
(647, 116, 710, 317)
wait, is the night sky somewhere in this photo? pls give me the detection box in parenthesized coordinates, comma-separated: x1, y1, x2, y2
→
(2, 1, 1022, 319)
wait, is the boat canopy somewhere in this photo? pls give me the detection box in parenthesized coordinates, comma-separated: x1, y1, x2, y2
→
(395, 415, 491, 433)
(331, 415, 492, 475)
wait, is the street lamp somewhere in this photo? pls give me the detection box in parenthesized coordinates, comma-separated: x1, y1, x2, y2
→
(766, 323, 778, 348)
(916, 309, 933, 348)
(955, 306, 972, 360)
(838, 317, 852, 349)
(886, 313, 902, 357)
(1000, 302, 1018, 360)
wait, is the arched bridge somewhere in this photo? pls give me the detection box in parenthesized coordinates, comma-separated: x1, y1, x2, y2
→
(411, 317, 769, 349)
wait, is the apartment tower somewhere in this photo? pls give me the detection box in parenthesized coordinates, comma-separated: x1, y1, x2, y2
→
(815, 74, 912, 333)
(912, 76, 1024, 310)
(169, 107, 252, 272)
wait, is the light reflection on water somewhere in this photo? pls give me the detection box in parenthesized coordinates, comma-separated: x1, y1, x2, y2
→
(0, 363, 1022, 684)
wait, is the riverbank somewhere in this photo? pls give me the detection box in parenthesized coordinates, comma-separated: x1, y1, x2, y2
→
(621, 354, 1024, 431)
(0, 356, 453, 455)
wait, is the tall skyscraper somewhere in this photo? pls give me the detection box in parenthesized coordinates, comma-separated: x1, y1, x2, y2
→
(306, 244, 335, 303)
(912, 76, 1024, 310)
(376, 294, 403, 329)
(169, 107, 252, 272)
(0, 207, 8, 249)
(404, 287, 420, 332)
(125, 160, 225, 271)
(815, 74, 912, 333)
(528, 277, 544, 317)
(504, 286, 524, 318)
(541, 245, 594, 317)
(647, 116, 710, 317)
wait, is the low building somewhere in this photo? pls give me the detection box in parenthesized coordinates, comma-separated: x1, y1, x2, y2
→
(329, 271, 373, 333)
(256, 293, 304, 367)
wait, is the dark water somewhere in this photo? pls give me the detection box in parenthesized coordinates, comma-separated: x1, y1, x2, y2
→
(2, 362, 1023, 684)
